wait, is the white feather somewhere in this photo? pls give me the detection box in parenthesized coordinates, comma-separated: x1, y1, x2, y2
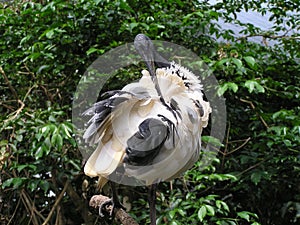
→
(84, 62, 211, 187)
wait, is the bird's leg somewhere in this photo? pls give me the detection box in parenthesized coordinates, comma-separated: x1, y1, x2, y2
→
(99, 182, 126, 217)
(148, 183, 157, 225)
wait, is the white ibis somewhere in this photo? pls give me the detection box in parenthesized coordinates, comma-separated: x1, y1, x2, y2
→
(83, 34, 211, 224)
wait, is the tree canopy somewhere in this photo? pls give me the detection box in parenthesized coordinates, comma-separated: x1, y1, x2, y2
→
(0, 0, 299, 225)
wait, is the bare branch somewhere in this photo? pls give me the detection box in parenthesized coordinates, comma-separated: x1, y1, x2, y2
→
(42, 180, 70, 225)
(20, 189, 46, 225)
(240, 98, 269, 129)
(0, 66, 19, 101)
(237, 159, 266, 177)
(3, 99, 25, 124)
(226, 137, 251, 155)
(7, 196, 22, 225)
(236, 28, 299, 43)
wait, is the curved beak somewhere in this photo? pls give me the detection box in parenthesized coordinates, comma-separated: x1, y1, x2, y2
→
(134, 34, 171, 105)
(134, 34, 157, 79)
(134, 34, 178, 121)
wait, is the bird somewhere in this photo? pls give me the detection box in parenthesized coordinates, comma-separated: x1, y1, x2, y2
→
(82, 34, 211, 225)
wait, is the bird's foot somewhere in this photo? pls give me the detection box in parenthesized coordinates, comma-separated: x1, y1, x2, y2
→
(99, 198, 126, 217)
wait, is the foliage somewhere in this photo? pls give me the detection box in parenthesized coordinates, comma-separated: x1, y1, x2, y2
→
(0, 0, 299, 225)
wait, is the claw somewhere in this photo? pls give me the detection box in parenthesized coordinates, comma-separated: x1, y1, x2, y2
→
(98, 198, 126, 217)
(98, 198, 112, 217)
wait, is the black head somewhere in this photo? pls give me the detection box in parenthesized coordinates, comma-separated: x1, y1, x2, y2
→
(134, 34, 170, 76)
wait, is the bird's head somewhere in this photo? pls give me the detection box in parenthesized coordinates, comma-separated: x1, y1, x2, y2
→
(134, 34, 156, 78)
(134, 34, 170, 78)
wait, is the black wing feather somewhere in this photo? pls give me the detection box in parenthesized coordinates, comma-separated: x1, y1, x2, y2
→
(124, 118, 170, 166)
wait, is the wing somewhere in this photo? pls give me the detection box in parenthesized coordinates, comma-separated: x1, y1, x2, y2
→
(83, 91, 130, 178)
(82, 75, 174, 185)
(124, 118, 170, 166)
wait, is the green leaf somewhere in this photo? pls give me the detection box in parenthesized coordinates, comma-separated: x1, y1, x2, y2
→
(2, 177, 27, 189)
(216, 200, 230, 212)
(2, 178, 14, 188)
(283, 139, 292, 147)
(183, 11, 203, 23)
(86, 47, 98, 55)
(41, 125, 51, 137)
(51, 133, 63, 150)
(45, 29, 55, 39)
(177, 209, 185, 217)
(35, 146, 45, 159)
(251, 172, 262, 185)
(128, 22, 139, 32)
(243, 56, 256, 69)
(16, 164, 28, 172)
(201, 136, 224, 147)
(39, 180, 50, 193)
(198, 205, 207, 222)
(218, 82, 238, 96)
(49, 115, 56, 122)
(231, 58, 243, 68)
(94, 0, 102, 5)
(244, 80, 265, 93)
(60, 123, 72, 138)
(215, 58, 229, 67)
(237, 211, 250, 222)
(28, 180, 39, 192)
(20, 35, 32, 46)
(0, 140, 8, 146)
(119, 1, 134, 13)
(15, 134, 23, 142)
(251, 222, 261, 225)
(44, 136, 52, 149)
(169, 210, 175, 219)
(205, 205, 215, 216)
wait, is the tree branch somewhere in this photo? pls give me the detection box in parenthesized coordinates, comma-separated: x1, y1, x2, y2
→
(60, 178, 96, 224)
(42, 180, 70, 225)
(89, 195, 139, 225)
(240, 98, 269, 129)
(0, 66, 19, 101)
(236, 28, 299, 42)
(3, 99, 25, 124)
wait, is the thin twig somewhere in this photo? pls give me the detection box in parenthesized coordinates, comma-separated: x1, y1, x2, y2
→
(22, 190, 46, 221)
(218, 137, 251, 158)
(226, 137, 251, 155)
(7, 196, 22, 225)
(236, 159, 266, 177)
(0, 66, 19, 101)
(221, 122, 231, 169)
(4, 99, 25, 123)
(236, 28, 298, 41)
(39, 84, 54, 102)
(20, 190, 39, 225)
(0, 101, 15, 111)
(42, 180, 70, 225)
(240, 98, 269, 129)
(23, 84, 38, 102)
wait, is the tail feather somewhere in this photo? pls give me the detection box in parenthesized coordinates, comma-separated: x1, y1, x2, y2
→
(84, 140, 125, 177)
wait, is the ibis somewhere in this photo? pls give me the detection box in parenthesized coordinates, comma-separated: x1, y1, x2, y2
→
(83, 34, 211, 224)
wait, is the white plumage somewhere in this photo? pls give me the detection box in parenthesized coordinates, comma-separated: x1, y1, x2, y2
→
(83, 34, 211, 223)
(84, 62, 211, 186)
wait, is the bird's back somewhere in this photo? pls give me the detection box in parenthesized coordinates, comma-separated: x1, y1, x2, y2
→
(83, 62, 211, 187)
